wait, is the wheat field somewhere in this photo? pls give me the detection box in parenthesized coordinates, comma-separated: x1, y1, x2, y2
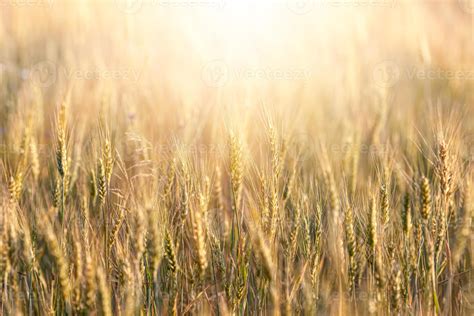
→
(0, 1, 473, 315)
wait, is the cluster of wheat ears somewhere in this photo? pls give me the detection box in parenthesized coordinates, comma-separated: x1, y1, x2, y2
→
(0, 98, 472, 315)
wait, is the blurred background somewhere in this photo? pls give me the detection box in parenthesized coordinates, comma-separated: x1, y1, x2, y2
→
(0, 0, 473, 160)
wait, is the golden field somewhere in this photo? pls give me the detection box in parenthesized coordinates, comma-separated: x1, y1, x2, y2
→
(0, 1, 473, 315)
